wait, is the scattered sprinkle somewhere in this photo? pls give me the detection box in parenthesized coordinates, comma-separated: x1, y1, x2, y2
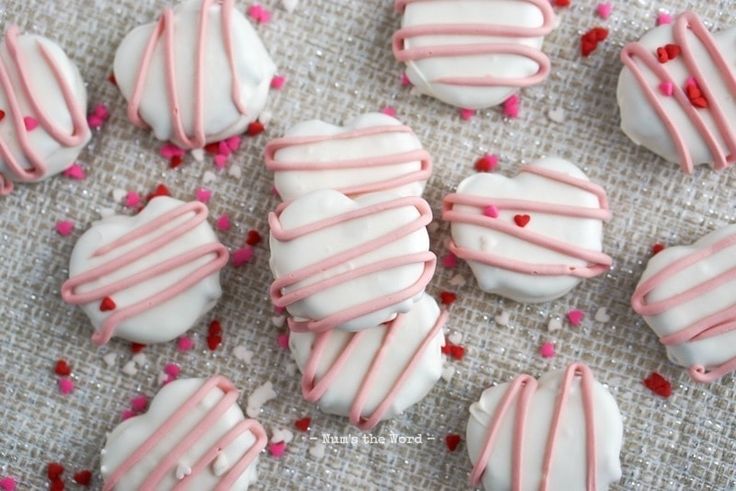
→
(247, 120, 265, 136)
(23, 116, 38, 131)
(643, 372, 673, 398)
(581, 27, 608, 57)
(130, 395, 148, 413)
(458, 108, 476, 121)
(449, 274, 466, 287)
(195, 187, 212, 203)
(401, 72, 411, 87)
(483, 205, 499, 218)
(547, 107, 566, 123)
(271, 428, 294, 444)
(58, 377, 74, 395)
(226, 136, 242, 152)
(175, 464, 191, 481)
(566, 309, 585, 327)
(121, 360, 138, 376)
(294, 417, 311, 432)
(102, 352, 118, 367)
(439, 291, 457, 306)
(246, 381, 277, 417)
(120, 409, 137, 421)
(55, 220, 75, 237)
(445, 433, 462, 452)
(658, 81, 674, 96)
(652, 243, 666, 255)
(594, 307, 610, 323)
(207, 320, 223, 351)
(177, 336, 194, 352)
(495, 310, 510, 326)
(441, 340, 465, 360)
(448, 332, 463, 345)
(160, 143, 185, 159)
(130, 342, 146, 353)
(441, 365, 456, 382)
(63, 163, 86, 180)
(380, 106, 397, 117)
(656, 11, 673, 26)
(247, 3, 272, 24)
(267, 441, 286, 458)
(596, 2, 612, 19)
(54, 359, 72, 376)
(202, 170, 217, 184)
(0, 476, 16, 491)
(309, 442, 325, 459)
(148, 184, 171, 200)
(276, 332, 289, 350)
(474, 153, 499, 172)
(73, 470, 92, 486)
(441, 253, 458, 269)
(553, 0, 570, 6)
(548, 318, 562, 332)
(232, 246, 254, 267)
(87, 103, 110, 129)
(270, 74, 286, 89)
(164, 362, 181, 378)
(47, 463, 64, 481)
(656, 43, 681, 64)
(232, 345, 254, 363)
(685, 77, 708, 108)
(213, 153, 229, 170)
(539, 342, 556, 358)
(215, 214, 231, 232)
(169, 155, 184, 169)
(282, 0, 299, 13)
(503, 95, 520, 118)
(245, 229, 263, 246)
(124, 191, 141, 208)
(513, 214, 530, 227)
(271, 315, 286, 328)
(100, 296, 116, 312)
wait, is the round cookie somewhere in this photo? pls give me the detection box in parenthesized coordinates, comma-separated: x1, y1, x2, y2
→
(289, 293, 447, 430)
(466, 363, 623, 491)
(618, 11, 736, 173)
(632, 224, 736, 383)
(61, 196, 229, 345)
(113, 0, 276, 149)
(392, 0, 556, 109)
(265, 112, 431, 201)
(0, 26, 90, 195)
(101, 376, 266, 491)
(269, 189, 436, 333)
(443, 157, 612, 303)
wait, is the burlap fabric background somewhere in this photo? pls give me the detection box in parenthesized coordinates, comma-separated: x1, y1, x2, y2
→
(0, 0, 735, 489)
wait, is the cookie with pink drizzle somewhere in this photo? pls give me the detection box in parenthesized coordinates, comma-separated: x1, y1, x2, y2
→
(466, 363, 623, 491)
(269, 189, 436, 333)
(113, 0, 276, 149)
(265, 113, 432, 201)
(101, 376, 266, 490)
(632, 224, 736, 383)
(0, 26, 90, 195)
(290, 294, 447, 430)
(392, 0, 556, 109)
(443, 157, 612, 303)
(62, 196, 229, 345)
(618, 11, 736, 173)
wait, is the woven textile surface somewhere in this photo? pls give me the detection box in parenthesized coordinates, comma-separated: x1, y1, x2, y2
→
(0, 0, 735, 489)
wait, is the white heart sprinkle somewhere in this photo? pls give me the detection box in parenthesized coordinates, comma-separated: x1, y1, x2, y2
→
(202, 170, 217, 184)
(212, 452, 229, 476)
(175, 464, 191, 480)
(102, 352, 118, 367)
(112, 188, 126, 201)
(157, 372, 169, 385)
(191, 148, 204, 162)
(121, 360, 138, 376)
(448, 332, 462, 345)
(271, 428, 294, 444)
(259, 109, 273, 126)
(246, 381, 277, 418)
(99, 207, 116, 218)
(441, 365, 456, 382)
(271, 315, 285, 328)
(547, 107, 566, 123)
(131, 352, 147, 366)
(309, 442, 326, 459)
(449, 274, 467, 287)
(548, 318, 563, 332)
(282, 0, 299, 12)
(228, 164, 242, 178)
(594, 307, 611, 323)
(494, 310, 510, 326)
(232, 345, 253, 363)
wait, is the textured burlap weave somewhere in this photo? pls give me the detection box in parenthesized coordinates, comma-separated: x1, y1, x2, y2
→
(0, 0, 735, 489)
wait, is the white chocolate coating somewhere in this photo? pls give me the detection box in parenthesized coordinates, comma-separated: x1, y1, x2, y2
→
(466, 368, 623, 491)
(101, 378, 259, 490)
(68, 196, 224, 344)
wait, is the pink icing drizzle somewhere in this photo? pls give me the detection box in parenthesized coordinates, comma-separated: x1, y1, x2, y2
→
(301, 309, 448, 431)
(264, 124, 432, 198)
(103, 376, 267, 491)
(127, 0, 247, 149)
(61, 200, 229, 345)
(0, 26, 89, 195)
(631, 231, 736, 383)
(392, 0, 555, 88)
(469, 363, 598, 490)
(621, 11, 736, 173)
(443, 165, 612, 277)
(269, 196, 436, 333)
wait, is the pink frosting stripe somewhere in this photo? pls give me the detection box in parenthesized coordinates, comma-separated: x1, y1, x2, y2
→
(0, 26, 89, 195)
(392, 0, 555, 88)
(442, 165, 612, 278)
(631, 232, 736, 383)
(301, 309, 448, 431)
(621, 12, 736, 173)
(265, 124, 432, 198)
(103, 376, 267, 491)
(127, 0, 245, 150)
(61, 201, 229, 345)
(269, 196, 436, 333)
(469, 363, 598, 490)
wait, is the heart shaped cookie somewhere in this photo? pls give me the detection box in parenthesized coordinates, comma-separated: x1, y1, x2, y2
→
(61, 196, 229, 345)
(443, 157, 612, 303)
(618, 11, 736, 173)
(392, 0, 556, 109)
(113, 0, 276, 149)
(0, 26, 90, 195)
(101, 376, 266, 491)
(632, 224, 736, 383)
(269, 190, 435, 332)
(265, 113, 431, 201)
(466, 363, 623, 491)
(290, 294, 447, 430)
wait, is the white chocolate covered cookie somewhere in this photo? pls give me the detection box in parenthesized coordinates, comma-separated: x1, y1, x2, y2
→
(268, 190, 436, 333)
(101, 376, 266, 491)
(61, 196, 229, 345)
(265, 113, 431, 201)
(0, 26, 90, 195)
(113, 0, 276, 149)
(289, 293, 447, 430)
(443, 158, 612, 303)
(466, 363, 623, 491)
(618, 11, 736, 173)
(392, 0, 556, 109)
(632, 224, 736, 383)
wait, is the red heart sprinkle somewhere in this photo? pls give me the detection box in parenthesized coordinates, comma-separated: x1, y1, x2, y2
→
(651, 243, 666, 255)
(99, 296, 116, 312)
(54, 360, 72, 376)
(208, 320, 222, 337)
(294, 417, 311, 432)
(656, 47, 668, 63)
(0, 110, 5, 121)
(246, 120, 265, 136)
(513, 214, 531, 227)
(643, 372, 672, 398)
(474, 154, 498, 173)
(691, 96, 709, 109)
(107, 73, 117, 86)
(73, 470, 92, 486)
(442, 341, 465, 360)
(581, 39, 596, 57)
(148, 184, 171, 200)
(445, 433, 462, 451)
(439, 291, 457, 306)
(245, 229, 262, 246)
(204, 142, 221, 155)
(553, 0, 570, 6)
(50, 480, 64, 491)
(130, 342, 146, 353)
(169, 155, 183, 169)
(207, 335, 222, 351)
(665, 43, 681, 59)
(47, 463, 64, 481)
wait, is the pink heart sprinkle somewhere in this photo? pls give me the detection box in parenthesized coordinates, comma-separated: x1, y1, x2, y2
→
(58, 377, 74, 395)
(120, 409, 137, 421)
(268, 441, 286, 458)
(596, 2, 612, 19)
(23, 116, 38, 131)
(55, 220, 75, 237)
(177, 336, 194, 352)
(458, 108, 476, 121)
(63, 163, 86, 180)
(441, 253, 458, 269)
(401, 72, 412, 87)
(160, 143, 185, 159)
(274, 305, 286, 315)
(216, 214, 231, 232)
(226, 135, 242, 152)
(656, 12, 673, 26)
(659, 81, 674, 96)
(247, 3, 272, 23)
(483, 205, 499, 218)
(130, 395, 148, 412)
(87, 114, 104, 129)
(218, 141, 232, 157)
(539, 342, 556, 358)
(270, 74, 286, 90)
(124, 191, 141, 208)
(195, 187, 212, 203)
(94, 103, 110, 119)
(232, 246, 254, 267)
(0, 476, 16, 491)
(277, 332, 290, 349)
(503, 95, 520, 118)
(163, 363, 180, 377)
(381, 106, 397, 117)
(567, 309, 585, 327)
(213, 153, 229, 169)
